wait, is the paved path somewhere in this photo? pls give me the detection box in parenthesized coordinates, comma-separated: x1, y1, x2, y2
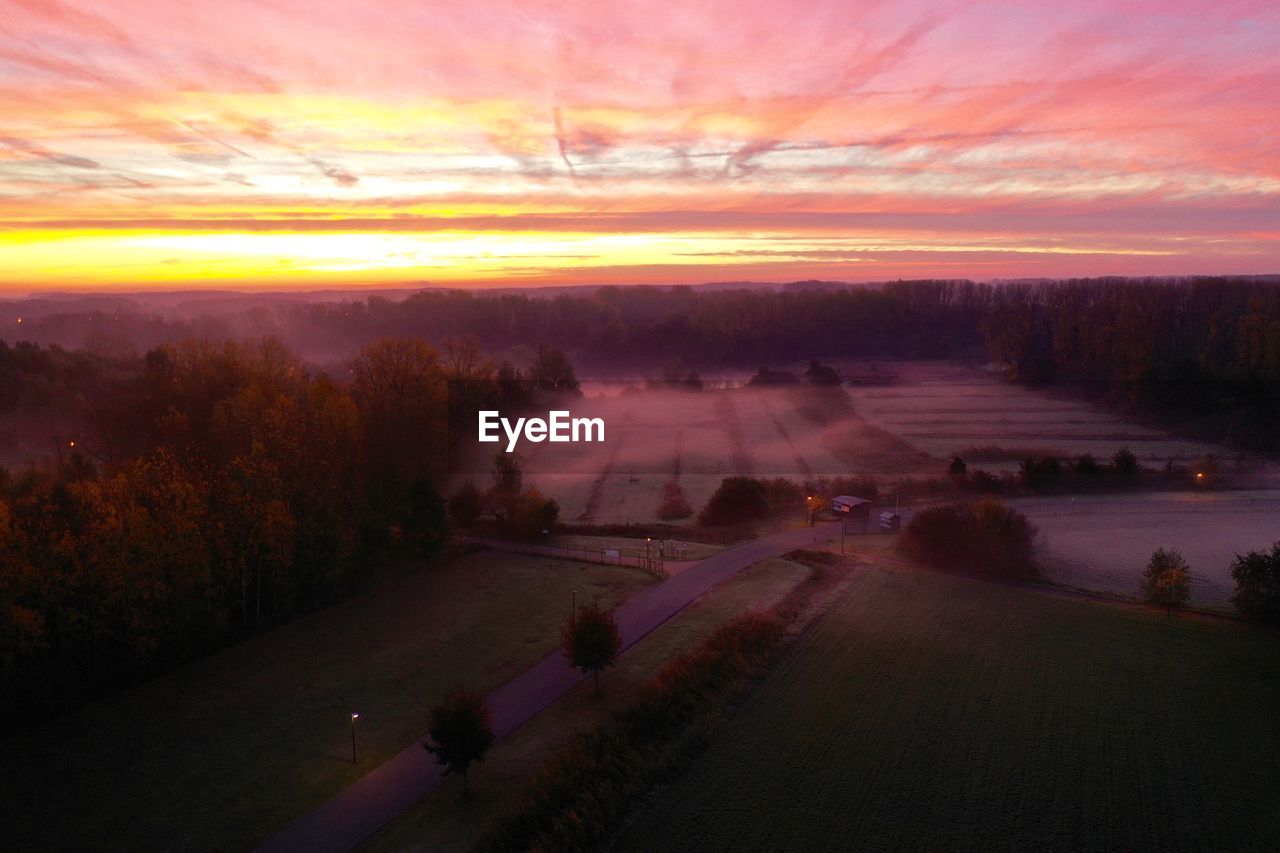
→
(455, 535, 702, 576)
(257, 522, 842, 853)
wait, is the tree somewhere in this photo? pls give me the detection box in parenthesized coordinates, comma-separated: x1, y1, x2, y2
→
(529, 344, 580, 396)
(505, 488, 559, 540)
(563, 602, 622, 695)
(1111, 446, 1140, 477)
(1230, 543, 1280, 622)
(423, 686, 495, 796)
(898, 497, 1038, 579)
(698, 477, 770, 526)
(948, 456, 967, 480)
(1141, 548, 1191, 614)
(448, 481, 483, 527)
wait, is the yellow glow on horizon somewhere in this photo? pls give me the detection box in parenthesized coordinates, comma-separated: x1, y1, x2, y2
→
(0, 227, 1183, 289)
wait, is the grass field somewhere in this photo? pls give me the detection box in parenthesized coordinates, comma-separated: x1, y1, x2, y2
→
(1024, 501, 1280, 607)
(0, 550, 653, 853)
(358, 555, 815, 852)
(843, 361, 1232, 472)
(613, 564, 1280, 852)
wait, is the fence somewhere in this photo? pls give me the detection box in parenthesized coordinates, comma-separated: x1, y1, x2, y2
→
(457, 536, 671, 578)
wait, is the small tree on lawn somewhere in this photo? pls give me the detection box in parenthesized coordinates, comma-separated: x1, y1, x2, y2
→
(423, 686, 495, 796)
(563, 602, 622, 695)
(1141, 547, 1191, 614)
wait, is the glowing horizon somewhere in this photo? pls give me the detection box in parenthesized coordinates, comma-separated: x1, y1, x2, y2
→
(2, 0, 1278, 290)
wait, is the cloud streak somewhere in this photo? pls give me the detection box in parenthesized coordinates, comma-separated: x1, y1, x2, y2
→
(0, 0, 1277, 287)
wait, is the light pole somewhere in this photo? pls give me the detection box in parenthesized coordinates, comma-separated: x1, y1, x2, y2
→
(646, 537, 651, 564)
(350, 712, 359, 764)
(571, 589, 577, 626)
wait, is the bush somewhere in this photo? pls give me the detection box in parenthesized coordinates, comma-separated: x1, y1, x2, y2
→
(898, 497, 1038, 578)
(1140, 547, 1191, 612)
(656, 481, 692, 520)
(1231, 543, 1280, 621)
(698, 476, 770, 526)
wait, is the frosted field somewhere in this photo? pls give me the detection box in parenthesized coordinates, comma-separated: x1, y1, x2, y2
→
(453, 385, 935, 525)
(455, 361, 1262, 528)
(841, 361, 1231, 472)
(1012, 493, 1280, 607)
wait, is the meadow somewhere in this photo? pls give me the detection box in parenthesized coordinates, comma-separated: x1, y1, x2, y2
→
(843, 361, 1230, 472)
(613, 563, 1280, 852)
(0, 550, 653, 853)
(1019, 495, 1280, 607)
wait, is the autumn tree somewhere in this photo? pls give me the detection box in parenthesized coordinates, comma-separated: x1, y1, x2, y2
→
(563, 603, 622, 695)
(423, 686, 495, 796)
(1141, 548, 1191, 614)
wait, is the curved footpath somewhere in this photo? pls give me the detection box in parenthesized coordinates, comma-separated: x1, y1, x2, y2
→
(257, 522, 842, 853)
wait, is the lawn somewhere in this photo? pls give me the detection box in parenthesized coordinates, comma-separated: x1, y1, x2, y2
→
(0, 549, 653, 853)
(613, 564, 1280, 852)
(1029, 501, 1280, 607)
(358, 555, 815, 852)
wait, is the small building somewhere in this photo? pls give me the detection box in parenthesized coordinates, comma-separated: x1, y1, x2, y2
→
(831, 495, 872, 518)
(879, 511, 901, 532)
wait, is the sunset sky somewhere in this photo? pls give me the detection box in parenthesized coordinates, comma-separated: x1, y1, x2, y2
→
(2, 0, 1278, 291)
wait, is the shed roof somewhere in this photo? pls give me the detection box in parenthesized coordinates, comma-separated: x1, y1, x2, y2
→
(833, 495, 872, 505)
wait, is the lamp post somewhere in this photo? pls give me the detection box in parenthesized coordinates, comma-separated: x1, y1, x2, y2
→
(350, 712, 359, 764)
(646, 537, 651, 564)
(1195, 471, 1204, 500)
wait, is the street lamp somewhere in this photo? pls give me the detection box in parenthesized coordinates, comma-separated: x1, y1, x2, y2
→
(350, 712, 359, 764)
(646, 537, 651, 562)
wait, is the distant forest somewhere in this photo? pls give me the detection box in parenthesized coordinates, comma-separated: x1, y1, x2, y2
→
(7, 277, 1280, 448)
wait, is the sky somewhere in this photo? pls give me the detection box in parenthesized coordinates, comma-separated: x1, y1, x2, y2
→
(1, 0, 1278, 291)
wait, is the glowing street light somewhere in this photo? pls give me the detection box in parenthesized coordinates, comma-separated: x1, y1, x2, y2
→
(350, 712, 359, 764)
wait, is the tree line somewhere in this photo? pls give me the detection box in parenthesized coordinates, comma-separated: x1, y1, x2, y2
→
(0, 336, 578, 723)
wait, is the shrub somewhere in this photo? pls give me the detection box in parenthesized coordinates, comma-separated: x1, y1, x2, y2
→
(898, 497, 1038, 578)
(423, 685, 495, 796)
(1231, 543, 1280, 622)
(656, 481, 692, 520)
(1140, 548, 1192, 612)
(698, 476, 770, 526)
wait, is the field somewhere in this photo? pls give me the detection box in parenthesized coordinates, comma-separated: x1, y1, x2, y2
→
(613, 564, 1280, 852)
(1016, 495, 1280, 607)
(453, 384, 938, 526)
(843, 361, 1231, 472)
(357, 554, 815, 852)
(0, 550, 653, 853)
